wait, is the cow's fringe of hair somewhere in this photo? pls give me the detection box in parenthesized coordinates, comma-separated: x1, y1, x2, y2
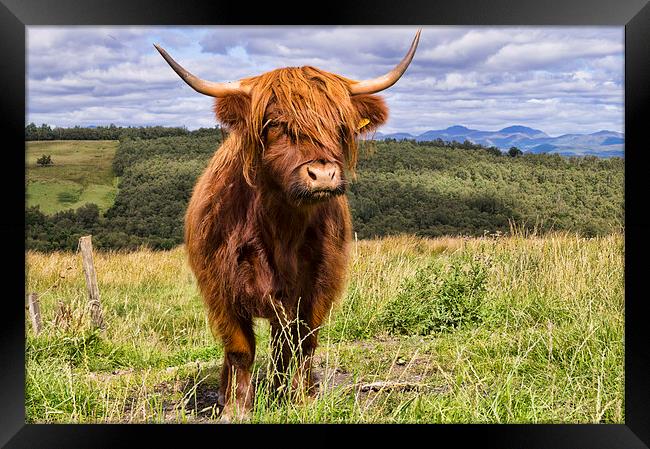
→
(227, 66, 363, 185)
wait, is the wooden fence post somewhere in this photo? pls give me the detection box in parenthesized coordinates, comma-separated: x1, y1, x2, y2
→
(27, 292, 42, 335)
(78, 235, 105, 330)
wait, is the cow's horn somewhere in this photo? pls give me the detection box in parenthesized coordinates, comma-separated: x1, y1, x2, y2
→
(348, 29, 421, 96)
(154, 44, 250, 97)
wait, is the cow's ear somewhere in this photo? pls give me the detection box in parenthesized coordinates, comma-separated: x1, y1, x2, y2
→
(214, 94, 251, 131)
(351, 94, 388, 133)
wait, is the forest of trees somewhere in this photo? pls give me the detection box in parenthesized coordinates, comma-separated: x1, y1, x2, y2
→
(24, 123, 223, 141)
(25, 128, 624, 251)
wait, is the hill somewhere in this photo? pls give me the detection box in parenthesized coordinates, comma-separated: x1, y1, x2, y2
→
(25, 134, 624, 251)
(375, 125, 624, 158)
(26, 140, 119, 215)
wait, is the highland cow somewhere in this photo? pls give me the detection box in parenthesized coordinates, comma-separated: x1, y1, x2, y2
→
(155, 29, 420, 419)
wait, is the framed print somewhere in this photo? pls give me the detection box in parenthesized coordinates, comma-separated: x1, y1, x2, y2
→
(4, 0, 649, 447)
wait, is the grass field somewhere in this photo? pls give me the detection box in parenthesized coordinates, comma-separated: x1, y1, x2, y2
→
(26, 140, 119, 214)
(25, 232, 624, 424)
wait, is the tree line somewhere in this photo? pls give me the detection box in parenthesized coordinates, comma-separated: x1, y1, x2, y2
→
(25, 123, 223, 141)
(26, 129, 624, 251)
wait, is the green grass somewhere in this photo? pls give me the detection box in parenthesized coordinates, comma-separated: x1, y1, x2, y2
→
(25, 232, 624, 423)
(26, 140, 118, 214)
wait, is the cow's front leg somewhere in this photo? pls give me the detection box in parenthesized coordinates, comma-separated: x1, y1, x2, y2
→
(217, 315, 256, 421)
(268, 301, 326, 401)
(293, 308, 324, 397)
(269, 316, 298, 397)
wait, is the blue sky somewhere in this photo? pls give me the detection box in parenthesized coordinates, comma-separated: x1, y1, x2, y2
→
(26, 26, 624, 136)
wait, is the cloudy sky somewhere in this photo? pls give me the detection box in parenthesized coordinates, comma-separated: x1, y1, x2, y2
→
(27, 26, 624, 136)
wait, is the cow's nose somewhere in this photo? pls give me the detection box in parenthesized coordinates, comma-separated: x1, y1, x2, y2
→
(302, 161, 340, 190)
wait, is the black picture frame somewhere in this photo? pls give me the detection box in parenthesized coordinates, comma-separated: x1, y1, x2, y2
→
(4, 0, 649, 447)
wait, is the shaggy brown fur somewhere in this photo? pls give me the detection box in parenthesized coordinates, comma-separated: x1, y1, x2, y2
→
(185, 66, 388, 418)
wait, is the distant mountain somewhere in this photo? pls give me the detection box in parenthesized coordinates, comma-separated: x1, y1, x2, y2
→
(529, 143, 558, 153)
(601, 137, 625, 145)
(498, 125, 547, 136)
(373, 125, 624, 158)
(375, 132, 415, 140)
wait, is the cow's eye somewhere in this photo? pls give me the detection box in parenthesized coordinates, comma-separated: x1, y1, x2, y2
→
(264, 122, 284, 141)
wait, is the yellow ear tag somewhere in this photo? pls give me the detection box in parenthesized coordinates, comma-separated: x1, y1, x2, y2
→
(357, 118, 370, 130)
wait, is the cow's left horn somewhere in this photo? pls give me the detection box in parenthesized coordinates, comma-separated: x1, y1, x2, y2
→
(348, 29, 421, 96)
(154, 44, 250, 97)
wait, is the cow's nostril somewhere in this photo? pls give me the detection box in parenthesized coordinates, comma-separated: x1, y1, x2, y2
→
(330, 171, 335, 180)
(307, 167, 317, 181)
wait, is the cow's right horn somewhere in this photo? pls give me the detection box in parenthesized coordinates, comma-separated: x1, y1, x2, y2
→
(154, 44, 251, 97)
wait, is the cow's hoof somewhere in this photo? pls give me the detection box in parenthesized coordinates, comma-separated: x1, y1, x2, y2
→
(219, 404, 251, 423)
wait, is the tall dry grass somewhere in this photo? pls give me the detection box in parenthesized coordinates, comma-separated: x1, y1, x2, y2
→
(25, 231, 624, 423)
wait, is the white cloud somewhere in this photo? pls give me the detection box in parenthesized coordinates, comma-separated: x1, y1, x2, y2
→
(591, 55, 624, 72)
(485, 38, 622, 70)
(527, 98, 560, 105)
(27, 26, 624, 136)
(419, 29, 518, 65)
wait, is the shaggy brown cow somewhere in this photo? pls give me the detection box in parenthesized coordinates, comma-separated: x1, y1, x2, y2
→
(155, 30, 420, 419)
